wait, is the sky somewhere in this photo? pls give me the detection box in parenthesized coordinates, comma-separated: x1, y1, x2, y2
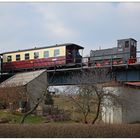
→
(0, 2, 140, 56)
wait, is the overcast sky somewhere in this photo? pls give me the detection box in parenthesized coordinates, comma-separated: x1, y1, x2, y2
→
(0, 2, 140, 55)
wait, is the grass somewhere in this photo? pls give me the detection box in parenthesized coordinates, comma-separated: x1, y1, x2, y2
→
(0, 110, 45, 124)
(53, 95, 97, 122)
(0, 96, 140, 138)
(0, 123, 140, 138)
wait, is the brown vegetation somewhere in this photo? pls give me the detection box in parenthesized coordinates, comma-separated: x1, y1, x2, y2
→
(0, 86, 27, 110)
(0, 124, 140, 138)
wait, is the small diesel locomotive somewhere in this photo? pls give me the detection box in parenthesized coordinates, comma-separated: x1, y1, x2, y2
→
(90, 38, 137, 66)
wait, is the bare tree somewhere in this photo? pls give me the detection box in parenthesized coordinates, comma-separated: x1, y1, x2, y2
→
(20, 70, 50, 124)
(64, 67, 117, 124)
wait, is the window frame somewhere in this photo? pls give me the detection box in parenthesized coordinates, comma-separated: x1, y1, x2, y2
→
(7, 55, 12, 62)
(16, 54, 21, 61)
(44, 51, 49, 58)
(54, 49, 60, 57)
(25, 53, 30, 60)
(34, 52, 39, 59)
(125, 41, 129, 48)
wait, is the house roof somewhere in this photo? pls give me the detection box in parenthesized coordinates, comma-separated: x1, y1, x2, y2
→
(125, 82, 140, 87)
(0, 70, 46, 87)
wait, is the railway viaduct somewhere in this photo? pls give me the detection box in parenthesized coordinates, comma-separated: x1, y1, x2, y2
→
(0, 62, 140, 87)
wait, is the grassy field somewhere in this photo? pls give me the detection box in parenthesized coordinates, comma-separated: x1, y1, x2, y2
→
(53, 95, 97, 122)
(0, 123, 140, 138)
(0, 110, 45, 124)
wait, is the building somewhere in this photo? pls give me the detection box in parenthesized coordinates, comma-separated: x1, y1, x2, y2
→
(102, 86, 140, 124)
(0, 70, 47, 111)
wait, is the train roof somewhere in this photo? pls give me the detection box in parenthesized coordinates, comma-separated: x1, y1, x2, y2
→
(0, 43, 84, 55)
(117, 38, 137, 42)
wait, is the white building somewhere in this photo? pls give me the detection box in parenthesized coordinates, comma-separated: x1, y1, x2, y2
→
(102, 86, 140, 124)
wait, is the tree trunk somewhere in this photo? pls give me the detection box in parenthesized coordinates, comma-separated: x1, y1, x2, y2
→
(84, 113, 88, 124)
(20, 101, 40, 124)
(92, 97, 101, 124)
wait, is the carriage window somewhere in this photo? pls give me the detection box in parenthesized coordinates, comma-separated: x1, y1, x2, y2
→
(44, 51, 49, 58)
(16, 54, 20, 61)
(54, 49, 60, 57)
(34, 52, 39, 59)
(7, 55, 12, 62)
(67, 50, 72, 56)
(76, 50, 80, 56)
(25, 53, 30, 60)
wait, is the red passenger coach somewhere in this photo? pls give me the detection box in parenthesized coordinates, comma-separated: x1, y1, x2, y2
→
(1, 43, 84, 72)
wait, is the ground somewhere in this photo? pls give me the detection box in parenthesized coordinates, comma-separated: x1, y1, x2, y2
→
(0, 110, 44, 124)
(0, 95, 140, 138)
(0, 123, 140, 138)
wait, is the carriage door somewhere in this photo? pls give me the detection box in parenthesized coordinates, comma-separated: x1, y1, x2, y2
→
(66, 49, 74, 63)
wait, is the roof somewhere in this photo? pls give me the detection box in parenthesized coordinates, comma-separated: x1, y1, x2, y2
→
(0, 70, 46, 87)
(117, 38, 137, 42)
(125, 82, 140, 87)
(1, 43, 84, 55)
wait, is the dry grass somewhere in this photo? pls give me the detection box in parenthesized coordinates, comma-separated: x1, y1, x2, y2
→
(0, 123, 140, 138)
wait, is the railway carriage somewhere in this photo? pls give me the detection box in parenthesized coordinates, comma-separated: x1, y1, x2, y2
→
(1, 43, 84, 72)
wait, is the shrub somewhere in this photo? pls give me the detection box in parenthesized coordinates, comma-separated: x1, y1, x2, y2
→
(0, 100, 7, 109)
(0, 117, 11, 123)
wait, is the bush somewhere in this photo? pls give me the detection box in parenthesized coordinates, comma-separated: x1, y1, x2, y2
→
(46, 113, 70, 122)
(0, 100, 7, 109)
(0, 117, 11, 123)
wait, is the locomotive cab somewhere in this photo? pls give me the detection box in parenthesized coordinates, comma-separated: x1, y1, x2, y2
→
(117, 38, 137, 64)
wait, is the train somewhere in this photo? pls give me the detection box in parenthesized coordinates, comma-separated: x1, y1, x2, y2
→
(90, 38, 137, 66)
(0, 38, 138, 73)
(0, 43, 84, 73)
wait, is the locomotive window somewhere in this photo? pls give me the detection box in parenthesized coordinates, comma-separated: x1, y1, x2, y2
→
(44, 51, 49, 58)
(131, 41, 134, 46)
(16, 54, 20, 61)
(118, 42, 122, 48)
(134, 42, 136, 47)
(25, 53, 30, 60)
(125, 41, 129, 48)
(118, 48, 123, 52)
(7, 55, 12, 62)
(34, 52, 39, 59)
(54, 49, 60, 57)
